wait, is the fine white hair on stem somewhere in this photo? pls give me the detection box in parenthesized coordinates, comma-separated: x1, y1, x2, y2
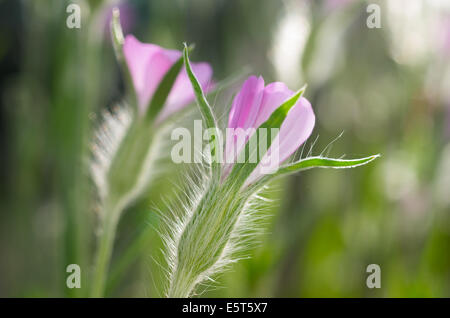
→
(90, 101, 178, 213)
(90, 104, 132, 205)
(157, 165, 210, 293)
(158, 160, 273, 297)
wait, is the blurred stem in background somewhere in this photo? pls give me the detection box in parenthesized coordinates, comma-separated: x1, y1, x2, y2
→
(91, 202, 121, 297)
(24, 0, 96, 297)
(1, 0, 117, 296)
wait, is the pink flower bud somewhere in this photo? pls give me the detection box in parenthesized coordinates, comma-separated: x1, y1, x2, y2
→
(224, 76, 315, 184)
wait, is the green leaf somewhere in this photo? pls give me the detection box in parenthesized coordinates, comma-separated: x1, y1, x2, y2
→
(145, 56, 183, 122)
(183, 44, 217, 131)
(276, 154, 381, 174)
(183, 44, 221, 179)
(226, 85, 306, 188)
(246, 154, 380, 194)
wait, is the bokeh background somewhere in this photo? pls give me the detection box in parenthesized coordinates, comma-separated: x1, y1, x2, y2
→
(0, 0, 449, 297)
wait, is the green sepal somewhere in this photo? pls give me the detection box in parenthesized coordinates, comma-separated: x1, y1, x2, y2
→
(110, 8, 138, 114)
(248, 154, 381, 192)
(183, 44, 221, 180)
(276, 154, 380, 174)
(145, 56, 184, 123)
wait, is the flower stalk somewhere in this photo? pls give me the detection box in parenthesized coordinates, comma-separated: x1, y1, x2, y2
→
(167, 183, 241, 297)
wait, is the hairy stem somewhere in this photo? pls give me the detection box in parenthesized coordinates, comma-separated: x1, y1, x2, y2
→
(168, 267, 197, 298)
(167, 185, 244, 297)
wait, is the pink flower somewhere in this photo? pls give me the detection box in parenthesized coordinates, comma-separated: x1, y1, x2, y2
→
(123, 35, 213, 121)
(224, 76, 315, 185)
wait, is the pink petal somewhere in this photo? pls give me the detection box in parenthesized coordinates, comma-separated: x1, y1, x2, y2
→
(228, 76, 265, 130)
(245, 97, 315, 185)
(157, 62, 214, 122)
(123, 35, 160, 100)
(123, 35, 181, 112)
(139, 51, 178, 112)
(224, 76, 265, 170)
(254, 82, 294, 128)
(223, 77, 315, 183)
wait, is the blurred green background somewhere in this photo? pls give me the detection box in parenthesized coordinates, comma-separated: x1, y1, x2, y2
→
(0, 0, 449, 297)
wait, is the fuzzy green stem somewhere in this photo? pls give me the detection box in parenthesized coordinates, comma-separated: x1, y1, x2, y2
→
(167, 185, 244, 297)
(168, 267, 197, 298)
(90, 204, 120, 297)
